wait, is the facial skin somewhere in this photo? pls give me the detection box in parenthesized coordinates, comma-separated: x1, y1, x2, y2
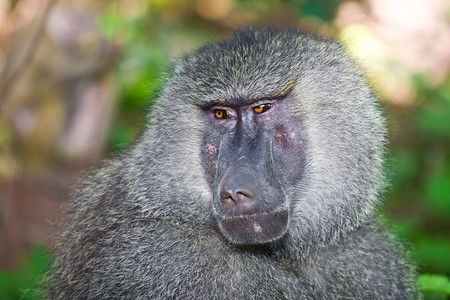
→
(201, 94, 306, 245)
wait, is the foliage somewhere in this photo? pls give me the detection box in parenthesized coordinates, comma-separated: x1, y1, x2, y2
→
(100, 7, 170, 151)
(418, 274, 450, 300)
(99, 4, 221, 152)
(0, 245, 51, 300)
(386, 76, 450, 277)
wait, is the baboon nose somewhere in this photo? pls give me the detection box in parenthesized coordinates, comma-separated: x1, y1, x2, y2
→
(218, 165, 262, 215)
(221, 190, 255, 214)
(220, 187, 255, 215)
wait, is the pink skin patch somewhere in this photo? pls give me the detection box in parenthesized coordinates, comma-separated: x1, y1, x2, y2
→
(206, 144, 216, 154)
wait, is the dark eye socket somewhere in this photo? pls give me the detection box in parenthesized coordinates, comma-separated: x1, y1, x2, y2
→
(253, 103, 273, 114)
(214, 109, 232, 119)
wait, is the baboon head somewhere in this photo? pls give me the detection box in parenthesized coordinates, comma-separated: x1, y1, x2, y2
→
(129, 28, 385, 247)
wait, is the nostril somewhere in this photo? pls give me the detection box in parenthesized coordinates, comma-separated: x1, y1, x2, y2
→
(221, 190, 255, 214)
(223, 196, 235, 206)
(236, 191, 253, 203)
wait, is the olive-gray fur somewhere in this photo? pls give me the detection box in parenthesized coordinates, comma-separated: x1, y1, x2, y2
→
(47, 28, 419, 299)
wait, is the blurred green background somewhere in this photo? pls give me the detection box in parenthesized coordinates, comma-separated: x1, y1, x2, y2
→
(0, 0, 449, 299)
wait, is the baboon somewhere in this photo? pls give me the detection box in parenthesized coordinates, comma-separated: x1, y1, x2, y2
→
(48, 28, 419, 299)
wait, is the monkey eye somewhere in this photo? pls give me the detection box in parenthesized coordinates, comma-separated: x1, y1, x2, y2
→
(214, 109, 232, 119)
(253, 103, 273, 114)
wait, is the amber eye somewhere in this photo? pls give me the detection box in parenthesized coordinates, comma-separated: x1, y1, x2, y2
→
(253, 103, 273, 114)
(214, 109, 231, 119)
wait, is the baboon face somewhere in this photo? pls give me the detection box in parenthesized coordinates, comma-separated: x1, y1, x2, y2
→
(201, 94, 305, 245)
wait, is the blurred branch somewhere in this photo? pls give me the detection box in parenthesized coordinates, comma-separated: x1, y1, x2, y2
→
(0, 0, 60, 113)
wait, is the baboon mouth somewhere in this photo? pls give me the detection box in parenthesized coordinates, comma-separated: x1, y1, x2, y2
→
(218, 207, 289, 245)
(219, 205, 288, 220)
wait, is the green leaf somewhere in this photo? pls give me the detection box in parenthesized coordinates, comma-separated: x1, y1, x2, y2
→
(0, 245, 51, 299)
(419, 274, 450, 295)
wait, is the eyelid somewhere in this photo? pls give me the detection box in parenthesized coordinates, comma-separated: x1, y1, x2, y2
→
(251, 99, 276, 107)
(211, 107, 234, 119)
(253, 103, 273, 114)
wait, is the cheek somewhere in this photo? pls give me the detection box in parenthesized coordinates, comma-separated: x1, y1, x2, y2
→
(201, 139, 220, 186)
(272, 124, 305, 183)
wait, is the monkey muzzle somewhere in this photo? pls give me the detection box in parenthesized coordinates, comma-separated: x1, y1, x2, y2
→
(215, 161, 289, 245)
